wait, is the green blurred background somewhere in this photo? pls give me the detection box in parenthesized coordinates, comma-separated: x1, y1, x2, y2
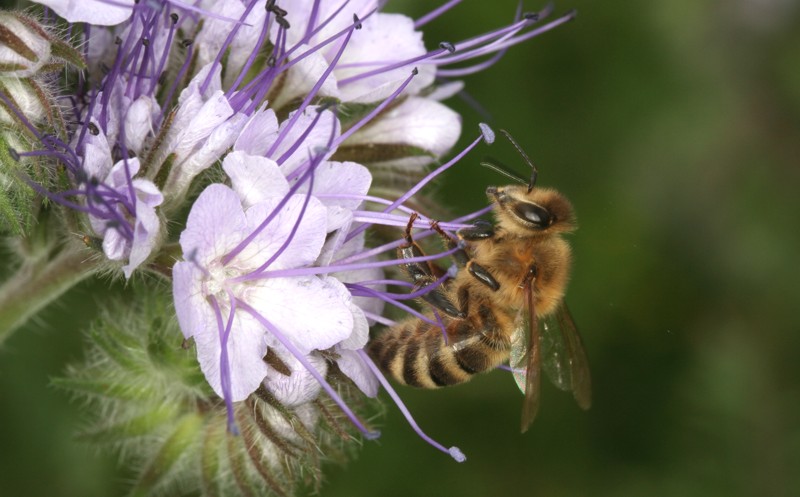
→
(1, 0, 799, 495)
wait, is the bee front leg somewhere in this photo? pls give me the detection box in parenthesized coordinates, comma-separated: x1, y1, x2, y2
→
(431, 220, 501, 292)
(399, 214, 465, 319)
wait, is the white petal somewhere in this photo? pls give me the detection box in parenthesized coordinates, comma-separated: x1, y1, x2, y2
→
(122, 180, 163, 279)
(337, 349, 379, 397)
(165, 112, 249, 199)
(340, 303, 369, 350)
(192, 299, 271, 401)
(262, 351, 327, 408)
(172, 90, 235, 160)
(179, 184, 248, 265)
(347, 97, 461, 166)
(234, 106, 279, 155)
(275, 0, 378, 48)
(173, 261, 206, 340)
(336, 14, 436, 102)
(247, 276, 353, 355)
(269, 106, 340, 177)
(237, 194, 327, 270)
(124, 95, 157, 155)
(269, 45, 341, 110)
(33, 0, 134, 25)
(319, 231, 386, 321)
(174, 259, 271, 401)
(101, 228, 127, 261)
(294, 161, 371, 232)
(223, 151, 289, 208)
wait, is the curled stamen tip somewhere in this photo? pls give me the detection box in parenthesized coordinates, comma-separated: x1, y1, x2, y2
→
(479, 123, 495, 144)
(364, 430, 382, 440)
(449, 446, 467, 462)
(446, 264, 458, 278)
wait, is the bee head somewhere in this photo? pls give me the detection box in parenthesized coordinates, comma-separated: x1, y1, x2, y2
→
(487, 184, 576, 236)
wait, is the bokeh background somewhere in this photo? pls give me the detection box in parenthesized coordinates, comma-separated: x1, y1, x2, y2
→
(1, 0, 799, 496)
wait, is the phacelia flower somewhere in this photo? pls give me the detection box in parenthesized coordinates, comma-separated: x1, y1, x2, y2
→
(1, 0, 575, 493)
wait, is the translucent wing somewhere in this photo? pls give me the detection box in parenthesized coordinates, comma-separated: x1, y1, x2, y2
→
(540, 303, 592, 410)
(508, 284, 541, 433)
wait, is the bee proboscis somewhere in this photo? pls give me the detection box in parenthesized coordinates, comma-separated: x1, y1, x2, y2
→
(367, 130, 591, 431)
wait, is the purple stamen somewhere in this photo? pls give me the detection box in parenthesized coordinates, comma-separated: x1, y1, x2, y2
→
(274, 106, 332, 166)
(347, 284, 438, 326)
(149, 10, 179, 95)
(363, 311, 396, 327)
(208, 293, 240, 435)
(237, 300, 380, 440)
(331, 67, 418, 149)
(352, 271, 450, 301)
(251, 243, 461, 280)
(414, 0, 463, 28)
(225, 7, 271, 97)
(345, 127, 488, 243)
(155, 42, 194, 126)
(222, 146, 325, 266)
(266, 24, 355, 158)
(432, 308, 448, 344)
(199, 0, 261, 95)
(357, 350, 465, 462)
(248, 156, 315, 275)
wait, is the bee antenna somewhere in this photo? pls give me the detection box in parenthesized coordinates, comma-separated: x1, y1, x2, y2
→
(499, 129, 538, 191)
(480, 157, 529, 186)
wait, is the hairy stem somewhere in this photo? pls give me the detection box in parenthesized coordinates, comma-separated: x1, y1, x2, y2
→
(0, 246, 98, 342)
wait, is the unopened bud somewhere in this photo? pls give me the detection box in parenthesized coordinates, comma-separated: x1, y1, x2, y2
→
(0, 13, 52, 77)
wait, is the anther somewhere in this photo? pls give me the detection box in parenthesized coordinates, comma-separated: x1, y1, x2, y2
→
(181, 39, 193, 48)
(523, 12, 539, 21)
(8, 148, 19, 161)
(439, 41, 455, 53)
(87, 122, 99, 135)
(275, 15, 290, 29)
(114, 36, 122, 45)
(141, 38, 150, 47)
(353, 14, 362, 29)
(170, 13, 179, 24)
(412, 67, 419, 75)
(479, 123, 495, 144)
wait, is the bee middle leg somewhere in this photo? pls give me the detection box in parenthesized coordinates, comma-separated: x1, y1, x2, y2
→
(430, 220, 500, 292)
(399, 214, 464, 318)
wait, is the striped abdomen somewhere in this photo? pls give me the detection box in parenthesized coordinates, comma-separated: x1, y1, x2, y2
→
(367, 302, 513, 388)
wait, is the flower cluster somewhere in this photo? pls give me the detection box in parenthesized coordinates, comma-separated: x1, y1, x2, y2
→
(0, 0, 574, 493)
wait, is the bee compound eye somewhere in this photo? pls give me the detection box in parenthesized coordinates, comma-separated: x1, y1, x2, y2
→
(512, 202, 552, 229)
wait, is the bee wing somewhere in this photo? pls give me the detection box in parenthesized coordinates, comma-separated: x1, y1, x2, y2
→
(509, 283, 542, 433)
(540, 303, 592, 410)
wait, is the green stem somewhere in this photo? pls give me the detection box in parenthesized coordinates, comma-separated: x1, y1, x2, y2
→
(0, 246, 98, 343)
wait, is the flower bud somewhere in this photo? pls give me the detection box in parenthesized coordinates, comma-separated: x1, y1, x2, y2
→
(0, 12, 52, 77)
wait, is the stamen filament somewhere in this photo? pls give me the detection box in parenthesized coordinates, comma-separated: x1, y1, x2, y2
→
(357, 350, 465, 462)
(237, 300, 380, 440)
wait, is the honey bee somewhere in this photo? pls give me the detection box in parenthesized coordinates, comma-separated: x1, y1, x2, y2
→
(367, 131, 591, 431)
